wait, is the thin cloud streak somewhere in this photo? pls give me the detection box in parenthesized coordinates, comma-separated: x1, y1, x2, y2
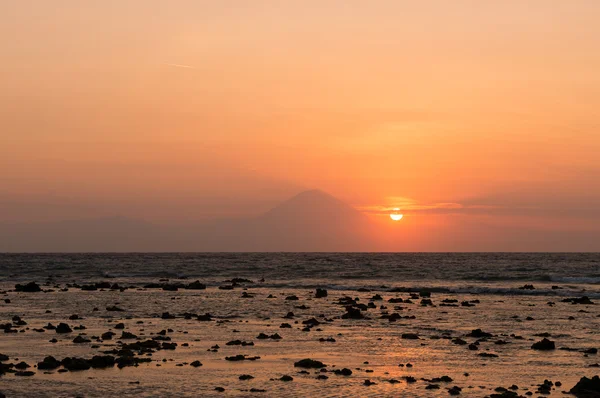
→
(164, 63, 195, 69)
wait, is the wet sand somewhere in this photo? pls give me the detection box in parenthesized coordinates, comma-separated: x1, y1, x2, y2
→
(1, 280, 599, 397)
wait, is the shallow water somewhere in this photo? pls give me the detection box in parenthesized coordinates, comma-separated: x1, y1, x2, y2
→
(0, 253, 599, 397)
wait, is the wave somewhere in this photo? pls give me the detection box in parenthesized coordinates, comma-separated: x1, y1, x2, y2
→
(253, 282, 600, 299)
(549, 276, 600, 284)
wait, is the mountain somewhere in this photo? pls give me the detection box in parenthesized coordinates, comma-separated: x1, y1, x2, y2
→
(250, 189, 374, 251)
(0, 190, 376, 252)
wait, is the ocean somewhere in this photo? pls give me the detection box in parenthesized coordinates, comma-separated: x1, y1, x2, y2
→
(2, 252, 599, 296)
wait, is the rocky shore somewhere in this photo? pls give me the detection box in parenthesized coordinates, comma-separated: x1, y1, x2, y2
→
(1, 279, 599, 397)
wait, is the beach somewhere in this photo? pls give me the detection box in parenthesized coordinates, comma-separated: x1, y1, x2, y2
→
(1, 253, 599, 397)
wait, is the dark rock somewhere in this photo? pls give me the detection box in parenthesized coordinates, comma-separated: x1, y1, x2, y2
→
(402, 333, 419, 340)
(120, 331, 138, 339)
(186, 280, 206, 290)
(37, 356, 61, 370)
(106, 306, 125, 312)
(478, 353, 499, 358)
(256, 333, 281, 340)
(239, 374, 254, 380)
(61, 357, 91, 371)
(280, 375, 293, 381)
(56, 323, 72, 333)
(467, 329, 492, 338)
(563, 296, 594, 305)
(225, 355, 260, 361)
(15, 371, 35, 376)
(197, 313, 213, 321)
(190, 360, 203, 367)
(294, 358, 326, 368)
(14, 282, 42, 292)
(315, 288, 328, 298)
(519, 284, 535, 290)
(334, 368, 352, 376)
(89, 355, 115, 368)
(226, 340, 254, 346)
(531, 338, 555, 350)
(73, 335, 91, 344)
(342, 307, 364, 319)
(570, 375, 600, 397)
(15, 361, 30, 369)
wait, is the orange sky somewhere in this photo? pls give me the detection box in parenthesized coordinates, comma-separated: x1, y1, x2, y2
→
(1, 1, 599, 250)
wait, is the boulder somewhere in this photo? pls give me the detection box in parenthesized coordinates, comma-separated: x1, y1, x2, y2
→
(531, 338, 555, 350)
(294, 359, 326, 368)
(55, 323, 72, 334)
(570, 376, 600, 397)
(14, 282, 42, 292)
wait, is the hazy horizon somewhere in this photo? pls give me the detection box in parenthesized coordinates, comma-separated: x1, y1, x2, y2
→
(2, 1, 600, 251)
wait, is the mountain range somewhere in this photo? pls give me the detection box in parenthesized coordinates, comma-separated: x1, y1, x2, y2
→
(0, 190, 377, 252)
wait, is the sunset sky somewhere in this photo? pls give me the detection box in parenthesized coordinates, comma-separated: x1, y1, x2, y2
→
(1, 1, 599, 250)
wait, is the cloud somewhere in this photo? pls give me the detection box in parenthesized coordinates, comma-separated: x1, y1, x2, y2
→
(164, 63, 195, 69)
(357, 199, 501, 216)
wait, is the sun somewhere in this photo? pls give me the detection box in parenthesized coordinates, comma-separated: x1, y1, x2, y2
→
(390, 208, 403, 221)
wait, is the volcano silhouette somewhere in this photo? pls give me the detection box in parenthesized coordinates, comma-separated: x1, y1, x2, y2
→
(0, 189, 375, 252)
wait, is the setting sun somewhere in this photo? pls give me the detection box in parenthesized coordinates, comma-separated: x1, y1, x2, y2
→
(390, 208, 403, 221)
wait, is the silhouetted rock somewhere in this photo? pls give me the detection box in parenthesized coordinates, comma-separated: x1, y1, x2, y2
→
(531, 338, 555, 350)
(37, 356, 61, 370)
(519, 284, 535, 290)
(334, 368, 352, 376)
(402, 333, 419, 340)
(15, 282, 42, 292)
(570, 375, 600, 397)
(342, 307, 364, 319)
(73, 335, 91, 343)
(120, 331, 137, 339)
(61, 357, 91, 371)
(186, 280, 206, 290)
(467, 329, 492, 338)
(89, 355, 115, 369)
(563, 296, 594, 305)
(294, 359, 326, 368)
(315, 288, 328, 298)
(56, 323, 72, 333)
